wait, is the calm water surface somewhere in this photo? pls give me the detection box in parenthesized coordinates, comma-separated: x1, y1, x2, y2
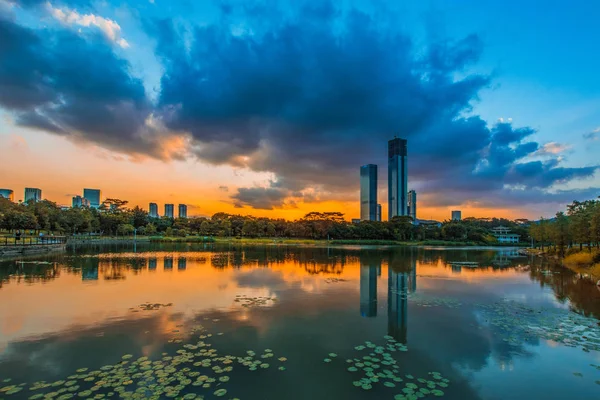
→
(1, 244, 599, 399)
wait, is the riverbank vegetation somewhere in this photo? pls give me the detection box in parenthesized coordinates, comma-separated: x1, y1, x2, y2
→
(0, 197, 530, 245)
(528, 198, 600, 278)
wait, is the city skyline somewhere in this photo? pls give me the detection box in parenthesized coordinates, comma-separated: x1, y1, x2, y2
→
(1, 1, 599, 221)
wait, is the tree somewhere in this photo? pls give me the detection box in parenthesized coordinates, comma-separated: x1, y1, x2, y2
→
(117, 224, 135, 236)
(550, 212, 571, 257)
(131, 206, 149, 229)
(266, 222, 276, 237)
(145, 222, 157, 235)
(441, 223, 467, 241)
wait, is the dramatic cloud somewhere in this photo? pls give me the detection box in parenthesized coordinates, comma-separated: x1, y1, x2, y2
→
(0, 15, 186, 160)
(46, 3, 130, 48)
(149, 3, 597, 209)
(535, 142, 571, 155)
(1, 1, 598, 212)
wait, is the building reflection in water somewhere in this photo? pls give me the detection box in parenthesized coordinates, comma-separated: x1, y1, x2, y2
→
(82, 257, 99, 281)
(177, 257, 187, 270)
(149, 258, 157, 270)
(387, 248, 417, 344)
(360, 257, 379, 317)
(164, 257, 173, 270)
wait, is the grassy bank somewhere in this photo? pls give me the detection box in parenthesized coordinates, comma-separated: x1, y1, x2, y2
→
(563, 250, 600, 279)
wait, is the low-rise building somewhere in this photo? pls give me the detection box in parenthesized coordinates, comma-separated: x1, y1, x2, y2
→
(491, 226, 521, 244)
(72, 195, 90, 208)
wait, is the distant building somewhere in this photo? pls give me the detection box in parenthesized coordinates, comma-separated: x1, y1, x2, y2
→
(24, 187, 42, 202)
(377, 204, 382, 222)
(164, 204, 174, 218)
(360, 164, 378, 221)
(414, 219, 442, 228)
(72, 195, 90, 208)
(0, 189, 14, 202)
(178, 204, 188, 219)
(149, 203, 159, 218)
(352, 219, 362, 224)
(407, 190, 417, 221)
(491, 226, 521, 244)
(388, 138, 408, 219)
(451, 210, 462, 221)
(83, 188, 102, 208)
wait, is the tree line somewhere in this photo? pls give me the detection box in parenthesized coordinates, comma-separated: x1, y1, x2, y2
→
(529, 199, 600, 256)
(0, 197, 530, 242)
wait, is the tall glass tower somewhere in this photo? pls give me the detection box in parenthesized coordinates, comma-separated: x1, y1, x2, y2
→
(388, 138, 408, 219)
(407, 190, 417, 221)
(83, 188, 102, 208)
(360, 164, 378, 221)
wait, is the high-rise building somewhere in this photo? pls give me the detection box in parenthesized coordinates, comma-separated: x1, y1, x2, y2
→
(178, 204, 188, 219)
(72, 195, 90, 208)
(0, 189, 14, 202)
(164, 204, 174, 218)
(360, 164, 378, 221)
(149, 203, 159, 218)
(83, 188, 102, 208)
(377, 204, 382, 222)
(407, 190, 417, 221)
(452, 210, 462, 221)
(24, 187, 42, 202)
(388, 138, 408, 220)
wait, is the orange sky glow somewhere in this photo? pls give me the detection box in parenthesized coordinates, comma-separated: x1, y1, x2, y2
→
(0, 128, 523, 221)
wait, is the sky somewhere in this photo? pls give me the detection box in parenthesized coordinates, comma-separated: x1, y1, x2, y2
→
(0, 0, 599, 221)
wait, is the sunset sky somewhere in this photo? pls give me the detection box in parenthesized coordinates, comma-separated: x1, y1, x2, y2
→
(1, 0, 599, 221)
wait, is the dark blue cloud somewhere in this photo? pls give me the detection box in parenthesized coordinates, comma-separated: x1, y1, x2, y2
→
(0, 16, 167, 157)
(148, 2, 596, 209)
(0, 0, 597, 211)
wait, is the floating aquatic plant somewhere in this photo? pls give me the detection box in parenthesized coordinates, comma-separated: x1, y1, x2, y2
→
(324, 336, 450, 398)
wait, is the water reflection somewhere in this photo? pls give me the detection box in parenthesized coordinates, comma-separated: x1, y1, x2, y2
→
(0, 245, 599, 400)
(164, 256, 173, 270)
(359, 258, 378, 317)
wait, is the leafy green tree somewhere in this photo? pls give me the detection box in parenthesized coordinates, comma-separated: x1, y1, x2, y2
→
(131, 206, 149, 229)
(117, 224, 135, 236)
(550, 212, 571, 257)
(145, 222, 157, 235)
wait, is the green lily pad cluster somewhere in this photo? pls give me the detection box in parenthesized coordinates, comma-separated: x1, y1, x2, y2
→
(477, 300, 600, 353)
(0, 322, 286, 399)
(325, 336, 449, 399)
(233, 295, 277, 308)
(130, 303, 174, 312)
(407, 293, 462, 309)
(324, 278, 347, 284)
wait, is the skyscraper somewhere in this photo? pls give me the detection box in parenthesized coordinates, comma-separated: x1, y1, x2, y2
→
(0, 189, 14, 202)
(24, 187, 42, 202)
(72, 195, 90, 208)
(165, 204, 174, 218)
(178, 204, 188, 219)
(388, 138, 408, 220)
(452, 210, 462, 221)
(407, 190, 417, 221)
(149, 203, 159, 218)
(83, 188, 102, 208)
(360, 164, 378, 221)
(377, 204, 382, 222)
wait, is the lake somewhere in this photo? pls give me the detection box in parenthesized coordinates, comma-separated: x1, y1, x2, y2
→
(0, 244, 599, 399)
